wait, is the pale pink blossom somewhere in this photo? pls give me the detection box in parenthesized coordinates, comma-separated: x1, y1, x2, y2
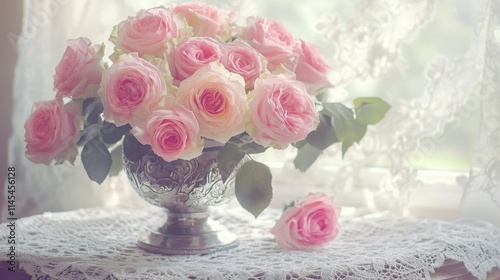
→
(110, 6, 188, 57)
(221, 40, 266, 89)
(270, 193, 342, 250)
(99, 53, 166, 126)
(173, 2, 231, 38)
(24, 99, 82, 165)
(54, 37, 104, 99)
(132, 105, 203, 162)
(294, 40, 332, 89)
(176, 63, 246, 143)
(168, 37, 226, 82)
(247, 75, 317, 148)
(240, 17, 299, 70)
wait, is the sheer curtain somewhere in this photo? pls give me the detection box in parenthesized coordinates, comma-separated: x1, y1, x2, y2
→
(3, 0, 499, 225)
(270, 0, 500, 225)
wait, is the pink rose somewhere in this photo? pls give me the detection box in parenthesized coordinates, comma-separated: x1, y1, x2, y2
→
(110, 6, 187, 57)
(173, 2, 230, 38)
(221, 40, 266, 89)
(168, 37, 226, 82)
(99, 53, 166, 126)
(247, 75, 317, 148)
(24, 99, 82, 165)
(176, 63, 246, 143)
(54, 37, 104, 99)
(240, 17, 298, 70)
(294, 40, 332, 89)
(132, 105, 203, 162)
(270, 193, 342, 251)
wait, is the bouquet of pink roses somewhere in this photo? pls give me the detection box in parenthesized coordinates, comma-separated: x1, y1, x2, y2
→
(24, 2, 389, 219)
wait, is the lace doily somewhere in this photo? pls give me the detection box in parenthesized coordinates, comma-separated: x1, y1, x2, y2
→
(1, 205, 498, 280)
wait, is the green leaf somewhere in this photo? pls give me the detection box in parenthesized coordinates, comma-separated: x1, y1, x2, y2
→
(306, 114, 338, 150)
(122, 134, 146, 162)
(81, 137, 112, 184)
(225, 133, 267, 154)
(217, 143, 246, 183)
(82, 98, 103, 126)
(323, 102, 355, 141)
(282, 200, 296, 211)
(291, 139, 307, 149)
(101, 122, 131, 144)
(319, 108, 333, 117)
(109, 145, 123, 177)
(77, 124, 100, 147)
(235, 160, 273, 218)
(341, 120, 367, 157)
(353, 97, 391, 125)
(293, 143, 323, 172)
(240, 142, 268, 154)
(323, 102, 372, 157)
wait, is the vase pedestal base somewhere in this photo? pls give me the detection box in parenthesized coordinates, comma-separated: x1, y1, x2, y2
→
(136, 211, 238, 255)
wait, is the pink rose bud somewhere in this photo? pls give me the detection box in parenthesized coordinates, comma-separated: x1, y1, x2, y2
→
(110, 6, 188, 57)
(24, 99, 82, 165)
(240, 17, 299, 70)
(176, 63, 246, 143)
(168, 37, 226, 82)
(221, 40, 267, 90)
(99, 53, 166, 127)
(247, 75, 318, 148)
(294, 40, 332, 89)
(270, 193, 342, 251)
(54, 37, 104, 99)
(131, 105, 203, 162)
(173, 2, 231, 38)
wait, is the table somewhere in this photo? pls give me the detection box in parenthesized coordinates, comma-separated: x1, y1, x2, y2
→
(1, 205, 499, 279)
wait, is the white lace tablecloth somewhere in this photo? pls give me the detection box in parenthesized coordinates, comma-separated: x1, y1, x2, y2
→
(1, 205, 499, 280)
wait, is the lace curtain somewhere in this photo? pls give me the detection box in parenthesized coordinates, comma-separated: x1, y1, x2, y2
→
(3, 0, 499, 225)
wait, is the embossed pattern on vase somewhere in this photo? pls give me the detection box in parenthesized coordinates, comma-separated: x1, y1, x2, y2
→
(123, 138, 237, 213)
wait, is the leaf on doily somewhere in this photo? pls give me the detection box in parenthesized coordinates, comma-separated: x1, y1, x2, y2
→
(235, 160, 272, 218)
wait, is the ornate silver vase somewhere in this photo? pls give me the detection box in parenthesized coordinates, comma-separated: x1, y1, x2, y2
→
(122, 134, 239, 255)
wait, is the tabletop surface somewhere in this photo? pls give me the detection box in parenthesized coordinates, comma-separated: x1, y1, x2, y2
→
(0, 205, 499, 280)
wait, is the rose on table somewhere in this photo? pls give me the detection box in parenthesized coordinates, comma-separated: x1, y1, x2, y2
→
(271, 193, 342, 251)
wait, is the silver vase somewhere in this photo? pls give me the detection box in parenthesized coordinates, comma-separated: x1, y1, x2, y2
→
(122, 134, 240, 255)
